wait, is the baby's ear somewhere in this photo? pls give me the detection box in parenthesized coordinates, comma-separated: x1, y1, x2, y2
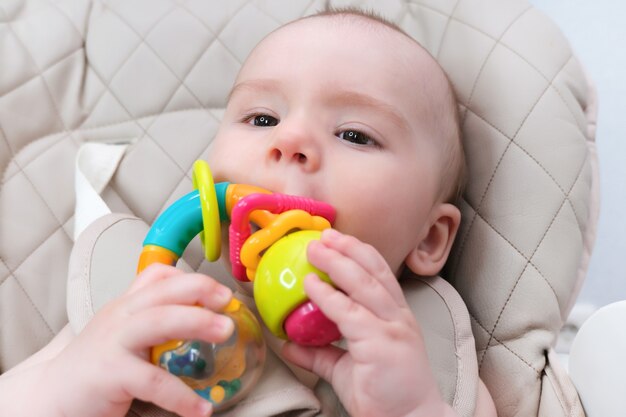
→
(405, 203, 461, 277)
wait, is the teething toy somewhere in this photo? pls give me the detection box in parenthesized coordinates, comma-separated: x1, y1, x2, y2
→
(137, 160, 340, 410)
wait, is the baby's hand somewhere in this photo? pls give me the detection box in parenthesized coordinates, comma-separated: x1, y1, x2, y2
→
(45, 264, 234, 417)
(282, 229, 454, 417)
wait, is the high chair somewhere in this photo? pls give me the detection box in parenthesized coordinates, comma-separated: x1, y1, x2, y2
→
(0, 1, 598, 416)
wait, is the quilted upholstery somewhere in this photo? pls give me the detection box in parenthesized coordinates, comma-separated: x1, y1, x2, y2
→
(0, 1, 597, 416)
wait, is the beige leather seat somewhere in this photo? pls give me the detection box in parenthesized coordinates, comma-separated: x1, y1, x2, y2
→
(0, 1, 598, 416)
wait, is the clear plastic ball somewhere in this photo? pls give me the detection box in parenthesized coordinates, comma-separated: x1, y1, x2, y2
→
(157, 300, 265, 411)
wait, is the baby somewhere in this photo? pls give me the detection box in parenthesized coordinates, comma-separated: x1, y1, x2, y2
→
(0, 9, 496, 417)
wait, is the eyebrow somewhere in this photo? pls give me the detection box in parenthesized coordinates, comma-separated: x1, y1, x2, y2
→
(227, 79, 410, 132)
(325, 89, 410, 132)
(227, 79, 283, 103)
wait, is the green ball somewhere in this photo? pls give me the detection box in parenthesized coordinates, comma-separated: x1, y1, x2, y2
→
(254, 230, 332, 339)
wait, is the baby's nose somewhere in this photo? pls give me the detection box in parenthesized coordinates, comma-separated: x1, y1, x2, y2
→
(269, 148, 307, 164)
(268, 133, 321, 172)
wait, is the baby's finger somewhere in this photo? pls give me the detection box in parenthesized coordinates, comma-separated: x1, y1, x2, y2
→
(128, 263, 185, 293)
(307, 240, 401, 321)
(303, 274, 379, 341)
(124, 273, 232, 314)
(281, 342, 344, 383)
(319, 229, 406, 304)
(121, 305, 234, 351)
(124, 360, 213, 417)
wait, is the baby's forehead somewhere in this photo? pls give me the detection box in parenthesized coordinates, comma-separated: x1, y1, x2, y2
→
(239, 15, 438, 92)
(261, 15, 419, 58)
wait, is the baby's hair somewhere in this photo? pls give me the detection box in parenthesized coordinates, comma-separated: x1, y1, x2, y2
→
(302, 7, 467, 205)
(312, 6, 405, 33)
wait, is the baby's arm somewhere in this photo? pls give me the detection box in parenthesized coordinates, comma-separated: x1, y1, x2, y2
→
(0, 264, 233, 417)
(282, 229, 497, 417)
(1, 322, 74, 378)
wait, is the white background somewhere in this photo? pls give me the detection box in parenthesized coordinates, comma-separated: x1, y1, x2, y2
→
(530, 0, 626, 309)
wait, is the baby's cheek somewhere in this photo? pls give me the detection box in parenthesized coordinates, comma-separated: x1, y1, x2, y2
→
(332, 212, 390, 255)
(364, 218, 415, 274)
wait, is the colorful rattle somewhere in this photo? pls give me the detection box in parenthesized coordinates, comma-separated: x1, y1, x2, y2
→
(137, 160, 341, 410)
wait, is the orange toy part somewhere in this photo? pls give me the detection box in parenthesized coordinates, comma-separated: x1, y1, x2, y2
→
(137, 245, 179, 274)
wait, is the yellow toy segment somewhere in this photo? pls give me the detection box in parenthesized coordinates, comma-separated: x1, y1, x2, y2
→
(192, 160, 221, 262)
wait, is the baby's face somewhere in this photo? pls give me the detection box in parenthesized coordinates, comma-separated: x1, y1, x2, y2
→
(209, 17, 443, 274)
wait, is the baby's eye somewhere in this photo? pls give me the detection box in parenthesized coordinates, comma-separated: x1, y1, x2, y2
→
(247, 114, 279, 127)
(337, 129, 378, 147)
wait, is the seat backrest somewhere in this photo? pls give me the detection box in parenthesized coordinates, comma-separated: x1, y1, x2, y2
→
(0, 1, 597, 416)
